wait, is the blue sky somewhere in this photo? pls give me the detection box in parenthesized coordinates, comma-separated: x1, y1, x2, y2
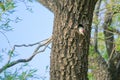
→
(0, 1, 54, 79)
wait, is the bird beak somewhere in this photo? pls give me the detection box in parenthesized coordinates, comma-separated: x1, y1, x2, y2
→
(79, 28, 84, 35)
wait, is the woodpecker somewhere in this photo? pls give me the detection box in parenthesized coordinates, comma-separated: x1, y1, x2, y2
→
(78, 24, 85, 35)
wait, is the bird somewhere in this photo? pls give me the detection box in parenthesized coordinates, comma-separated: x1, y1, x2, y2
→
(78, 24, 85, 35)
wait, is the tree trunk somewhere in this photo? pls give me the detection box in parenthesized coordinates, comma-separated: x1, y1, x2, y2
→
(38, 0, 98, 80)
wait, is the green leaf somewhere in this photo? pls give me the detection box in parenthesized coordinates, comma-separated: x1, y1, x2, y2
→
(5, 1, 15, 11)
(0, 2, 5, 11)
(8, 50, 14, 57)
(88, 72, 95, 80)
(102, 52, 109, 61)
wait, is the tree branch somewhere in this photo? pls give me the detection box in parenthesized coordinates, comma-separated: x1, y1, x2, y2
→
(0, 31, 11, 47)
(103, 11, 114, 57)
(116, 60, 120, 72)
(0, 36, 52, 73)
(94, 0, 102, 52)
(113, 28, 120, 35)
(90, 1, 111, 79)
(94, 0, 108, 69)
(37, 0, 56, 12)
(108, 45, 116, 62)
(116, 59, 120, 79)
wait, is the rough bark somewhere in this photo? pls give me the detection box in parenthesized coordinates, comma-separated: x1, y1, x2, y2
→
(50, 1, 97, 80)
(38, 0, 98, 80)
(38, 0, 57, 12)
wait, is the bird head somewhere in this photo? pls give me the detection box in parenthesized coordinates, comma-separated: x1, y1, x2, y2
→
(78, 24, 85, 35)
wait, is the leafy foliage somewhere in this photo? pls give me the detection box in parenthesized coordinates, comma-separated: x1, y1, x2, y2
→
(88, 72, 95, 80)
(0, 63, 39, 80)
(0, 0, 41, 80)
(0, 0, 16, 31)
(88, 0, 120, 79)
(0, 0, 120, 79)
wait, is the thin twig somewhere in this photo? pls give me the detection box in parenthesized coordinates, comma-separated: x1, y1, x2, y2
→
(0, 31, 11, 47)
(108, 46, 116, 62)
(0, 36, 52, 73)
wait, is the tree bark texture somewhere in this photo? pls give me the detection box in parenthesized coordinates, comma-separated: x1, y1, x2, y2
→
(38, 0, 97, 80)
